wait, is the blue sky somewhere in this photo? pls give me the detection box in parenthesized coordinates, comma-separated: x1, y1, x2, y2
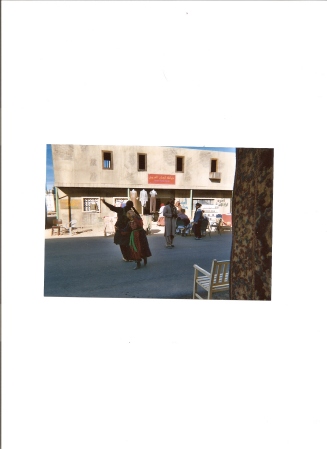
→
(46, 144, 54, 191)
(45, 145, 236, 191)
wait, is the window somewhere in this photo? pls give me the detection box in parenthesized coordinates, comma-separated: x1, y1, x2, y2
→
(83, 197, 100, 212)
(211, 159, 218, 172)
(138, 153, 147, 171)
(103, 151, 113, 169)
(114, 197, 128, 207)
(176, 156, 184, 172)
(194, 198, 215, 208)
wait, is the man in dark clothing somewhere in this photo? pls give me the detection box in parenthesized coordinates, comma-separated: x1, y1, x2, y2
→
(101, 199, 134, 261)
(193, 202, 204, 240)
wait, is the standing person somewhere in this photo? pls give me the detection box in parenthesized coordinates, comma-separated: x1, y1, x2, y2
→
(157, 202, 166, 226)
(101, 198, 134, 261)
(193, 202, 204, 240)
(163, 198, 178, 248)
(158, 203, 165, 217)
(174, 200, 182, 214)
(121, 210, 152, 270)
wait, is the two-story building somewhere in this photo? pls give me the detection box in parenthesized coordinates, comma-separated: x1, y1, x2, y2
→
(51, 144, 236, 228)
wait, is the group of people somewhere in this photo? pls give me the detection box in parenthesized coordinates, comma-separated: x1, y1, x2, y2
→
(101, 198, 152, 270)
(162, 198, 204, 247)
(101, 197, 205, 267)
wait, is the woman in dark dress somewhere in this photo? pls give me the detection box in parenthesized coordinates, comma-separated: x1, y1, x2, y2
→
(121, 209, 152, 270)
(101, 199, 134, 261)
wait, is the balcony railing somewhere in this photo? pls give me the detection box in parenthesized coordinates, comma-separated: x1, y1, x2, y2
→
(209, 172, 221, 181)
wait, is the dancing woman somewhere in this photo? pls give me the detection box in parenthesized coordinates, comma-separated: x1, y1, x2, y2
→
(101, 198, 134, 261)
(122, 209, 152, 270)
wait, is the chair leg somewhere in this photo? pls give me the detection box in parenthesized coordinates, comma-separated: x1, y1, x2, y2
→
(193, 277, 197, 299)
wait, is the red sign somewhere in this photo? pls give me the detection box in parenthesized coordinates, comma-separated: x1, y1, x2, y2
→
(148, 174, 175, 185)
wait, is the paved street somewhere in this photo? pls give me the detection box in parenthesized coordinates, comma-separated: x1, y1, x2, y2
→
(44, 230, 232, 299)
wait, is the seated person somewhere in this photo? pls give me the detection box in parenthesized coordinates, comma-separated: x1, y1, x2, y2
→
(177, 208, 190, 226)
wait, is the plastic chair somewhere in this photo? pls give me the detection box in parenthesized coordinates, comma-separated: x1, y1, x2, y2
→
(217, 218, 232, 234)
(175, 218, 187, 236)
(209, 219, 218, 232)
(103, 216, 115, 236)
(62, 220, 78, 235)
(200, 218, 211, 237)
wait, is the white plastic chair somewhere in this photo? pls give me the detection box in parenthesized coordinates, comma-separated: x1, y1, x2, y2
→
(62, 220, 78, 235)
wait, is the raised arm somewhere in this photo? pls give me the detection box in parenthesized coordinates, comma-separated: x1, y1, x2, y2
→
(101, 198, 122, 214)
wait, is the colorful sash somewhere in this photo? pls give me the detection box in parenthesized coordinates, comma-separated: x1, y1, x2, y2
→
(129, 228, 143, 252)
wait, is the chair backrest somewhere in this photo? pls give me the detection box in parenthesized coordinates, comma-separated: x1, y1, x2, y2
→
(222, 214, 232, 226)
(53, 219, 62, 225)
(176, 218, 186, 228)
(210, 260, 230, 289)
(69, 220, 77, 227)
(201, 218, 209, 230)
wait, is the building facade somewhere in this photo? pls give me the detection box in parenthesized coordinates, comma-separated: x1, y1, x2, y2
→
(51, 145, 236, 227)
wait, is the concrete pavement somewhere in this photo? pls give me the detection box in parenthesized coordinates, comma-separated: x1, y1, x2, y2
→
(44, 225, 233, 299)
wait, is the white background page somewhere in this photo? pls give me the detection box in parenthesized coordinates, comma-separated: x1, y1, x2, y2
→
(2, 2, 327, 448)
